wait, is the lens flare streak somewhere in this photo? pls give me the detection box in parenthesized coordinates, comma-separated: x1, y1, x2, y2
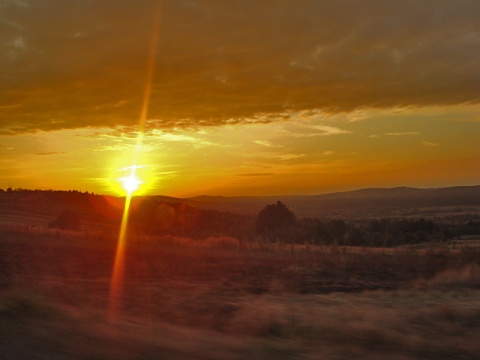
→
(107, 189, 133, 320)
(108, 1, 162, 322)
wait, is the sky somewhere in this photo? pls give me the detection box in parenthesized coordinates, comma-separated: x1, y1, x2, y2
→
(0, 0, 479, 197)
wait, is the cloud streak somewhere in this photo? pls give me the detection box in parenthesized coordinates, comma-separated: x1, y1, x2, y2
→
(1, 0, 479, 134)
(385, 132, 421, 136)
(35, 151, 65, 156)
(422, 141, 439, 147)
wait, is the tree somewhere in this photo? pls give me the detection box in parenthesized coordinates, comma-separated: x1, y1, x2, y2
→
(255, 201, 296, 242)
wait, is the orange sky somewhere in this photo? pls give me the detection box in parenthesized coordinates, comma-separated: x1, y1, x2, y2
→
(1, 1, 479, 197)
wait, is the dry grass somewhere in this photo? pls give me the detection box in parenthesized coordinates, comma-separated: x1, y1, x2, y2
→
(1, 227, 480, 359)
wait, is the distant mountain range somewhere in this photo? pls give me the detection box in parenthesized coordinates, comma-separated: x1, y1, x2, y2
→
(167, 185, 480, 218)
(1, 185, 479, 225)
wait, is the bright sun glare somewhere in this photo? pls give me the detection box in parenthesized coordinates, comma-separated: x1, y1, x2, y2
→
(111, 163, 153, 196)
(121, 173, 142, 194)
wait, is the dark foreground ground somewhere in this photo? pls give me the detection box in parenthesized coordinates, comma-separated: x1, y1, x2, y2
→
(1, 226, 480, 359)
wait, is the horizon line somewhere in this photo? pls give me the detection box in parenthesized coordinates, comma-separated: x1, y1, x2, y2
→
(2, 183, 480, 199)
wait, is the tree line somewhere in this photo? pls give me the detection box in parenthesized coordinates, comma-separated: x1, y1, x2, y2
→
(254, 201, 448, 246)
(44, 196, 477, 246)
(127, 200, 450, 246)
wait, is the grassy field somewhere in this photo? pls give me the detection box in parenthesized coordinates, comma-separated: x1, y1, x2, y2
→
(1, 226, 480, 359)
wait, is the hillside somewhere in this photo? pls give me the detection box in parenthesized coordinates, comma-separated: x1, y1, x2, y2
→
(1, 186, 479, 232)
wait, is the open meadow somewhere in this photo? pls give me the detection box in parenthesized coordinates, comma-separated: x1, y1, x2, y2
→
(1, 224, 480, 359)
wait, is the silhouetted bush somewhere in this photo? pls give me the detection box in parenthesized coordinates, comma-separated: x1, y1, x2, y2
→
(255, 201, 297, 242)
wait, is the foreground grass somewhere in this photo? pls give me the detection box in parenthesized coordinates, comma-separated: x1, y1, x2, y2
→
(1, 228, 480, 359)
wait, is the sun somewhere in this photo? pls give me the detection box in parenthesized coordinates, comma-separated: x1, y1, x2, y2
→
(120, 172, 142, 194)
(109, 161, 154, 196)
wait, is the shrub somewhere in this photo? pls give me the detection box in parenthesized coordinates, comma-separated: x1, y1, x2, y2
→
(255, 201, 296, 242)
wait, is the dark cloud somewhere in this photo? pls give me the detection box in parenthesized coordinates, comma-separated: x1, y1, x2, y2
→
(1, 0, 479, 133)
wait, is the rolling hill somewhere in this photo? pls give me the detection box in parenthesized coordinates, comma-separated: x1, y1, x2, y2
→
(184, 185, 480, 218)
(1, 185, 479, 231)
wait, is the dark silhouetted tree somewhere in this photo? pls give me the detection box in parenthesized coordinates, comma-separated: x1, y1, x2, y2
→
(255, 201, 296, 242)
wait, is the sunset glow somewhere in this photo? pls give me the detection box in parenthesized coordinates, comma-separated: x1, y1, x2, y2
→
(0, 1, 479, 196)
(1, 2, 480, 355)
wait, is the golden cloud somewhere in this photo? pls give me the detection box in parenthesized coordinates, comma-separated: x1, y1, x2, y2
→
(1, 0, 479, 134)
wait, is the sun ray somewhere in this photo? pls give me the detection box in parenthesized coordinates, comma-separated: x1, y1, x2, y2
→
(108, 1, 163, 322)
